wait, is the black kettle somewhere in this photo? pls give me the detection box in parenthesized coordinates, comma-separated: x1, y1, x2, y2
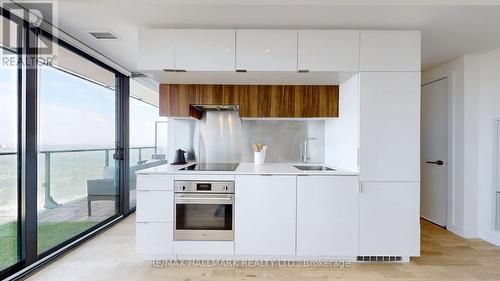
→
(171, 149, 187, 165)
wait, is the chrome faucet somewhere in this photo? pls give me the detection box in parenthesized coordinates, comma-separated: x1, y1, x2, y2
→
(301, 137, 318, 164)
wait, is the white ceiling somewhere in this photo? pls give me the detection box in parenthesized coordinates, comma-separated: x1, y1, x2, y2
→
(21, 0, 500, 72)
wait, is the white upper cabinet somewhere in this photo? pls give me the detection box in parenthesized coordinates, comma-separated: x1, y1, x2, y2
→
(359, 72, 420, 182)
(236, 30, 298, 71)
(175, 29, 236, 71)
(298, 30, 360, 72)
(138, 29, 175, 70)
(360, 31, 421, 71)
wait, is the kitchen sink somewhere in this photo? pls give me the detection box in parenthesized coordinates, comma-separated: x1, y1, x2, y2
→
(293, 165, 336, 171)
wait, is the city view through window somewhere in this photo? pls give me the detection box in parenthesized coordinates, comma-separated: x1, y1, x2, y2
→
(0, 48, 163, 268)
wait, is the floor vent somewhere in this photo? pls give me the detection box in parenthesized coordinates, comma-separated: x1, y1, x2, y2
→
(356, 256, 402, 262)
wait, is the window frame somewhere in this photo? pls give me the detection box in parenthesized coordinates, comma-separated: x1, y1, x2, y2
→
(0, 6, 132, 280)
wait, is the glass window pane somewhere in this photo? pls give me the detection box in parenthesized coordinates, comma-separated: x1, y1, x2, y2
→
(0, 19, 19, 271)
(37, 40, 118, 255)
(129, 79, 165, 210)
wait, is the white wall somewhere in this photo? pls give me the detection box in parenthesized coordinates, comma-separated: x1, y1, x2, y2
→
(423, 48, 500, 245)
(324, 73, 359, 171)
(422, 57, 478, 238)
(477, 48, 500, 246)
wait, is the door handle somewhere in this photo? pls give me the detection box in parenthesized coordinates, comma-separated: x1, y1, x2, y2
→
(426, 160, 444, 165)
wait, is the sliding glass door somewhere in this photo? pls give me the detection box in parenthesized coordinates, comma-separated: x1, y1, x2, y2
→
(128, 79, 165, 210)
(0, 16, 20, 271)
(37, 39, 119, 255)
(1, 6, 131, 279)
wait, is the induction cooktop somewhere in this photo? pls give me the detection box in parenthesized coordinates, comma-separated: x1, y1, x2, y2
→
(180, 163, 239, 171)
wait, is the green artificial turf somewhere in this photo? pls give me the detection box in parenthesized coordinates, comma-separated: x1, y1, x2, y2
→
(0, 221, 97, 270)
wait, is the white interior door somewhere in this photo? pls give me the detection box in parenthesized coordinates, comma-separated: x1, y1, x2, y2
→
(421, 78, 448, 227)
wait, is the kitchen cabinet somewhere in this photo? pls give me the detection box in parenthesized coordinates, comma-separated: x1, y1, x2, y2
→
(237, 85, 270, 118)
(298, 30, 360, 72)
(360, 31, 421, 71)
(238, 85, 338, 118)
(136, 191, 173, 222)
(159, 84, 339, 118)
(291, 85, 339, 118)
(136, 222, 174, 255)
(175, 29, 235, 71)
(174, 241, 234, 256)
(138, 29, 175, 70)
(297, 176, 358, 256)
(358, 182, 420, 256)
(159, 84, 198, 117)
(136, 174, 174, 191)
(235, 175, 296, 255)
(359, 72, 420, 182)
(197, 84, 240, 106)
(236, 30, 297, 71)
(138, 29, 420, 72)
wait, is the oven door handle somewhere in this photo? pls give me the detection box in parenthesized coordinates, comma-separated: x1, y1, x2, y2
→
(175, 195, 233, 204)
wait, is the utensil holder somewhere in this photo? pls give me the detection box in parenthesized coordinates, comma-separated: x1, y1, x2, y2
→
(254, 151, 266, 165)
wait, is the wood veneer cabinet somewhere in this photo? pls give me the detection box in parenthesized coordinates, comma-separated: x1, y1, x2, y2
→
(159, 84, 338, 118)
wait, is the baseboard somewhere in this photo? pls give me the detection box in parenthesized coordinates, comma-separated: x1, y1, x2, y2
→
(479, 231, 500, 247)
(448, 224, 478, 239)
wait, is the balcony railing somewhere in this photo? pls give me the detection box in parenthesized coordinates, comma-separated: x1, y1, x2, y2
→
(0, 146, 157, 210)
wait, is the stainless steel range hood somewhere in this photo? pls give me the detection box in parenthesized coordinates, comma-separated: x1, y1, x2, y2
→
(191, 104, 239, 112)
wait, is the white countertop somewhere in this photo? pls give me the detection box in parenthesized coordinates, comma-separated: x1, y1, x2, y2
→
(136, 162, 358, 176)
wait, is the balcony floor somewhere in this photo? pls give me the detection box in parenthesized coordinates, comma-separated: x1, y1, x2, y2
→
(38, 190, 136, 223)
(25, 216, 500, 281)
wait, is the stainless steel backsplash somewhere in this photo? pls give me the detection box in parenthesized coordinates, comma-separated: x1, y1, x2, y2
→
(198, 111, 242, 163)
(240, 120, 325, 163)
(167, 118, 197, 162)
(168, 113, 325, 164)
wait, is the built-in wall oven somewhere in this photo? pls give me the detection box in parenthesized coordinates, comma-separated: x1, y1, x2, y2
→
(174, 180, 234, 241)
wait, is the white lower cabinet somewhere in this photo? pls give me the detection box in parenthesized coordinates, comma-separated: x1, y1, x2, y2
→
(136, 174, 174, 191)
(136, 222, 173, 255)
(358, 182, 420, 256)
(136, 191, 173, 222)
(174, 241, 234, 256)
(297, 176, 358, 256)
(235, 175, 296, 256)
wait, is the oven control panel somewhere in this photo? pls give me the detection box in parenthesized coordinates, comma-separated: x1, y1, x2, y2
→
(174, 181, 235, 193)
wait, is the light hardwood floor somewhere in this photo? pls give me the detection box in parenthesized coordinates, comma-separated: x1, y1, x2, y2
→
(26, 215, 500, 281)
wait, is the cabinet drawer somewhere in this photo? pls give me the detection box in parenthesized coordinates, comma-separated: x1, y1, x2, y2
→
(136, 191, 173, 222)
(136, 174, 174, 191)
(136, 222, 173, 255)
(174, 241, 234, 256)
